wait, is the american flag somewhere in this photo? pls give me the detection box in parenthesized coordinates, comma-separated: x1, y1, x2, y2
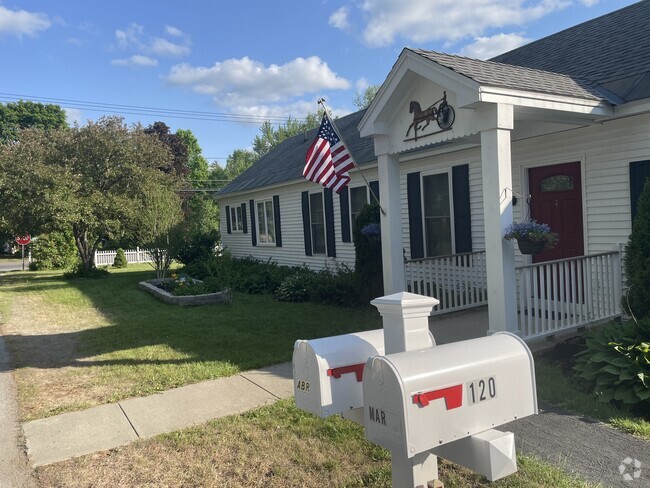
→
(303, 114, 354, 193)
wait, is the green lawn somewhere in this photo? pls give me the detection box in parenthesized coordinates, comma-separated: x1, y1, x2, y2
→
(36, 398, 600, 488)
(0, 266, 381, 420)
(534, 359, 650, 440)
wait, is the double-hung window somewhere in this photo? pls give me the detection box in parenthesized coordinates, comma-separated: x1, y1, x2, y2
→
(256, 200, 275, 245)
(350, 186, 369, 226)
(422, 172, 453, 257)
(309, 192, 326, 254)
(230, 205, 243, 232)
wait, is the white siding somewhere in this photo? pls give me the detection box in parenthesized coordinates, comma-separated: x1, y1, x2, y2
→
(218, 168, 379, 271)
(399, 112, 650, 262)
(220, 113, 650, 271)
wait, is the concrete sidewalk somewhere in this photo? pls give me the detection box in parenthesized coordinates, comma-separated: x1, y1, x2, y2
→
(22, 359, 649, 487)
(23, 362, 293, 467)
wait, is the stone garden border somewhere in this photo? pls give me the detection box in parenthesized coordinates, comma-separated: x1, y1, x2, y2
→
(138, 278, 231, 306)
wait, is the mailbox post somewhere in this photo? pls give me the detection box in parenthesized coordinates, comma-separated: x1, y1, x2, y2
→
(292, 291, 537, 488)
(370, 292, 441, 488)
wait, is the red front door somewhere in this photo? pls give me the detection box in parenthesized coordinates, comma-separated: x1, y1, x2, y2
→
(528, 162, 584, 263)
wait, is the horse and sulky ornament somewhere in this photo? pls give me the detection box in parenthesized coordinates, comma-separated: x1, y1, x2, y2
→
(405, 91, 455, 142)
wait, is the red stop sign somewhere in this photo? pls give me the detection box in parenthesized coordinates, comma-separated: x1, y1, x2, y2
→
(15, 234, 31, 246)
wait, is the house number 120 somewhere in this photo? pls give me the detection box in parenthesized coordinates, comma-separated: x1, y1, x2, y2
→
(466, 376, 497, 405)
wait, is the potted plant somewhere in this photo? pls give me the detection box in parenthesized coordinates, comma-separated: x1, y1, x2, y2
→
(504, 220, 558, 255)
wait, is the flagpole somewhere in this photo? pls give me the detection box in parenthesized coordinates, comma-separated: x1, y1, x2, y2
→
(317, 98, 386, 216)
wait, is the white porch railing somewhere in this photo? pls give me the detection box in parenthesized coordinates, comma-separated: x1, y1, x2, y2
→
(404, 251, 488, 315)
(515, 251, 622, 341)
(94, 247, 157, 266)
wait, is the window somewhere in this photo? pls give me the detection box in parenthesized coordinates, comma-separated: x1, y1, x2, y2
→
(309, 192, 326, 254)
(256, 200, 275, 244)
(230, 205, 243, 232)
(422, 172, 453, 257)
(350, 186, 369, 225)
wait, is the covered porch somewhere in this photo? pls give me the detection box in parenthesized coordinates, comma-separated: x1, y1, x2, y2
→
(406, 249, 623, 342)
(358, 49, 622, 342)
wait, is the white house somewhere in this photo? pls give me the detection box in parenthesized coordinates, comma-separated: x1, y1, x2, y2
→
(216, 1, 650, 341)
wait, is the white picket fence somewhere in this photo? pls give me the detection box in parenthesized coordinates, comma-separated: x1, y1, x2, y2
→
(94, 247, 158, 266)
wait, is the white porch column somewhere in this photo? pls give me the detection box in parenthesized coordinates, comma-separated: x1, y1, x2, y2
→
(480, 104, 518, 334)
(377, 144, 405, 294)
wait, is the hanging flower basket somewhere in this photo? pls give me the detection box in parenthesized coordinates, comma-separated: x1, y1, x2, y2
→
(503, 220, 558, 255)
(515, 237, 546, 255)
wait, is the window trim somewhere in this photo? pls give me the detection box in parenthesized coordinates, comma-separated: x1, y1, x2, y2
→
(230, 205, 244, 233)
(421, 169, 456, 257)
(255, 199, 276, 246)
(309, 191, 327, 255)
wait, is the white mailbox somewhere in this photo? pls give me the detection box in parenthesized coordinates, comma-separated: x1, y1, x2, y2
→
(362, 332, 537, 458)
(293, 329, 435, 418)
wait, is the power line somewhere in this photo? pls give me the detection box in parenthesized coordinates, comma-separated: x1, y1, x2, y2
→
(0, 92, 310, 125)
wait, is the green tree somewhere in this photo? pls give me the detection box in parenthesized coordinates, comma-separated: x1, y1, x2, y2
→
(176, 128, 209, 183)
(0, 116, 175, 273)
(624, 178, 650, 319)
(252, 112, 321, 159)
(0, 100, 68, 143)
(136, 178, 184, 279)
(224, 149, 257, 180)
(353, 85, 380, 110)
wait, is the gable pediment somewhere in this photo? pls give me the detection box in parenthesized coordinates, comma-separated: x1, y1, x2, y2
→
(359, 49, 481, 153)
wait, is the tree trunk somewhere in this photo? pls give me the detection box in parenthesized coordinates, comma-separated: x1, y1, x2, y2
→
(73, 226, 95, 272)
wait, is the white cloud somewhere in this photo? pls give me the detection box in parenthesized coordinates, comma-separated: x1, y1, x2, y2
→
(113, 23, 190, 59)
(67, 37, 84, 47)
(165, 56, 351, 107)
(580, 0, 598, 5)
(359, 0, 570, 47)
(64, 108, 84, 126)
(115, 23, 144, 49)
(329, 7, 350, 30)
(356, 77, 371, 92)
(165, 25, 183, 37)
(459, 33, 530, 59)
(111, 55, 159, 67)
(150, 37, 190, 57)
(0, 6, 51, 38)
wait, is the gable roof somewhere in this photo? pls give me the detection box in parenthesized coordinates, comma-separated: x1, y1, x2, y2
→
(409, 49, 608, 102)
(491, 1, 650, 103)
(217, 109, 374, 196)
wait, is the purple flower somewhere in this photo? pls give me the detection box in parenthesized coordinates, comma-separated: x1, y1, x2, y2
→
(360, 223, 381, 238)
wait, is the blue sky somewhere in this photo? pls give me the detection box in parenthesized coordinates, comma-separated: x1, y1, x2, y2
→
(1, 0, 637, 167)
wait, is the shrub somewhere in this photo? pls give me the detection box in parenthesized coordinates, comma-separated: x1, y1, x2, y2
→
(274, 267, 315, 302)
(64, 264, 109, 279)
(112, 248, 128, 268)
(574, 320, 650, 411)
(30, 231, 79, 270)
(353, 202, 384, 304)
(174, 229, 220, 265)
(623, 178, 650, 319)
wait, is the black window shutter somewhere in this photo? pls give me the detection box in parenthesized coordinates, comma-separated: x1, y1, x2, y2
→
(273, 195, 282, 247)
(301, 191, 312, 256)
(324, 188, 336, 258)
(340, 186, 351, 243)
(630, 160, 650, 222)
(407, 172, 424, 259)
(452, 164, 472, 253)
(241, 203, 248, 234)
(225, 205, 232, 234)
(249, 199, 257, 246)
(369, 180, 380, 204)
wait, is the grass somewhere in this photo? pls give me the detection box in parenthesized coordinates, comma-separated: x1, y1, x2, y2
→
(0, 266, 381, 421)
(35, 398, 600, 488)
(534, 359, 650, 441)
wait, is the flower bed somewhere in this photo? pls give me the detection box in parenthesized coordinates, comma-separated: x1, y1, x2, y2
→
(138, 277, 230, 306)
